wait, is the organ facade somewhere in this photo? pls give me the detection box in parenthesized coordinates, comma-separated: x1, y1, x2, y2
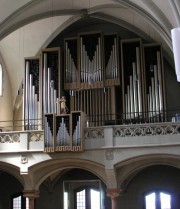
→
(23, 31, 166, 152)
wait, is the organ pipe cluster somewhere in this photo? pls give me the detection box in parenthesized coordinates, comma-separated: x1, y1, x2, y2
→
(44, 112, 83, 152)
(105, 37, 118, 79)
(44, 115, 53, 148)
(56, 117, 70, 146)
(65, 41, 77, 83)
(125, 47, 142, 119)
(43, 53, 59, 114)
(72, 115, 81, 146)
(147, 51, 163, 119)
(80, 37, 102, 84)
(24, 61, 39, 130)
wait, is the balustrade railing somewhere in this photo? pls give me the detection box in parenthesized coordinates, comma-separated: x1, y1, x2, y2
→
(0, 110, 180, 132)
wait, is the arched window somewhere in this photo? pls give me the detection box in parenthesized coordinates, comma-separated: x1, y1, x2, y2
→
(145, 191, 171, 209)
(11, 193, 29, 209)
(75, 187, 100, 209)
(0, 64, 2, 96)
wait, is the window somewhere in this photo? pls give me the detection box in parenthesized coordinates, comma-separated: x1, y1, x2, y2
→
(75, 187, 100, 209)
(145, 191, 171, 209)
(11, 193, 29, 209)
(0, 64, 2, 96)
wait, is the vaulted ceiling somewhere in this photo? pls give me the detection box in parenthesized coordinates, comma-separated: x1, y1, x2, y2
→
(0, 0, 179, 103)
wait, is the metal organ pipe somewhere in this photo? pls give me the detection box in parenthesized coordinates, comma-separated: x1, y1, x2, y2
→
(157, 51, 163, 111)
(73, 116, 80, 146)
(43, 53, 47, 114)
(25, 61, 30, 127)
(136, 47, 142, 114)
(42, 53, 59, 115)
(147, 51, 163, 121)
(80, 36, 102, 84)
(125, 47, 142, 120)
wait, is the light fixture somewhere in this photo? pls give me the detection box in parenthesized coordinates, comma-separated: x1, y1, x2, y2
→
(171, 27, 180, 82)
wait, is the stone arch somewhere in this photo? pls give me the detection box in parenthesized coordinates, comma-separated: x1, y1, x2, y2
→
(115, 154, 180, 191)
(25, 158, 107, 191)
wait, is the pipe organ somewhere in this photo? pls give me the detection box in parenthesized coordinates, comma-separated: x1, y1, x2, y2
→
(24, 58, 40, 130)
(23, 30, 166, 148)
(44, 114, 54, 152)
(42, 48, 60, 116)
(64, 38, 78, 90)
(55, 114, 70, 149)
(104, 34, 120, 86)
(79, 32, 103, 88)
(144, 44, 165, 122)
(64, 32, 121, 125)
(44, 111, 84, 152)
(121, 39, 144, 121)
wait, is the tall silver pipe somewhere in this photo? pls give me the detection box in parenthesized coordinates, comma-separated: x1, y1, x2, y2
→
(114, 37, 118, 79)
(32, 85, 35, 129)
(25, 61, 30, 127)
(154, 65, 160, 113)
(34, 93, 38, 129)
(98, 37, 102, 81)
(43, 53, 47, 114)
(80, 38, 83, 82)
(149, 86, 153, 119)
(132, 62, 138, 117)
(29, 74, 33, 128)
(65, 42, 68, 82)
(151, 77, 155, 115)
(127, 85, 131, 119)
(130, 75, 134, 118)
(136, 47, 142, 113)
(157, 51, 163, 111)
(47, 68, 51, 113)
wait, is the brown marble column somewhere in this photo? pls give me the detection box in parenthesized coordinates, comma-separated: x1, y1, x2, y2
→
(23, 190, 39, 209)
(106, 188, 121, 209)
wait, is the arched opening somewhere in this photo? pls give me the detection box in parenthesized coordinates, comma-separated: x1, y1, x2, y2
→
(37, 168, 109, 209)
(145, 191, 171, 209)
(0, 170, 24, 209)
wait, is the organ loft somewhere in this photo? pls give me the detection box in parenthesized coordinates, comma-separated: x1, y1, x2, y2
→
(23, 31, 166, 153)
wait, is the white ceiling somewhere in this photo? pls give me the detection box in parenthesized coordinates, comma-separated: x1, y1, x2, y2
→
(0, 0, 179, 103)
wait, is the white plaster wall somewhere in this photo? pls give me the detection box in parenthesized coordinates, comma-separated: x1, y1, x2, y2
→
(0, 56, 13, 130)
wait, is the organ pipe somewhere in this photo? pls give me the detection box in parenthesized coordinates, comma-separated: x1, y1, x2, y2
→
(105, 37, 118, 80)
(24, 60, 39, 130)
(146, 51, 164, 120)
(80, 35, 102, 84)
(56, 117, 70, 146)
(124, 47, 143, 120)
(42, 52, 59, 115)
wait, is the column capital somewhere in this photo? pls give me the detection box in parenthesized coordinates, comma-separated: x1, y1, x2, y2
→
(23, 190, 40, 199)
(106, 188, 121, 199)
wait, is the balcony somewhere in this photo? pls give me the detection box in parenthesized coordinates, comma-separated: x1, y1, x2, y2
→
(0, 110, 180, 153)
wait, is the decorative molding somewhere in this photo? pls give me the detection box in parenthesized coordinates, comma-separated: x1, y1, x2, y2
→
(23, 190, 39, 199)
(105, 149, 114, 160)
(106, 188, 121, 198)
(113, 123, 180, 137)
(21, 154, 28, 164)
(84, 128, 104, 139)
(0, 134, 20, 143)
(29, 132, 43, 142)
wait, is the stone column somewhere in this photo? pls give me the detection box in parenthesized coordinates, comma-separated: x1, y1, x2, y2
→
(23, 190, 39, 209)
(106, 188, 121, 209)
